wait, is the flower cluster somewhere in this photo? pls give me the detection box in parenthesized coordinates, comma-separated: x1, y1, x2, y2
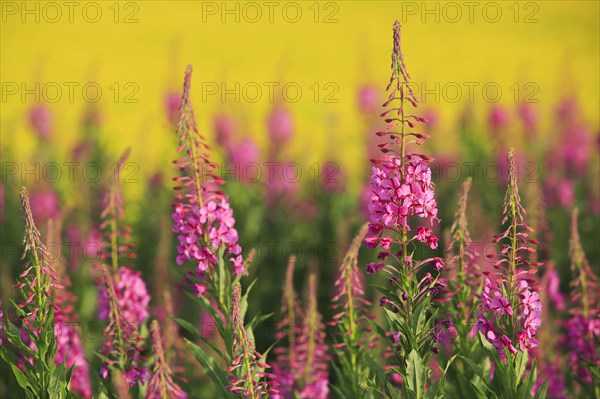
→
(172, 197, 243, 274)
(98, 266, 150, 326)
(54, 290, 92, 398)
(477, 278, 542, 359)
(365, 156, 438, 252)
(99, 266, 148, 387)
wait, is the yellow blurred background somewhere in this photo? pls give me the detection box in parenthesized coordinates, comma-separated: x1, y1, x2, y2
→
(2, 0, 598, 198)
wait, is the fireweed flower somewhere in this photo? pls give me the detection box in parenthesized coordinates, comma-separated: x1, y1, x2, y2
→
(565, 208, 599, 387)
(45, 219, 93, 399)
(477, 150, 543, 359)
(0, 188, 76, 398)
(165, 90, 182, 127)
(363, 21, 444, 394)
(28, 104, 53, 140)
(295, 274, 330, 399)
(99, 266, 147, 387)
(444, 178, 481, 325)
(329, 225, 378, 397)
(95, 151, 149, 388)
(267, 101, 294, 145)
(146, 320, 187, 399)
(273, 262, 329, 398)
(172, 66, 244, 281)
(98, 266, 150, 326)
(228, 283, 279, 398)
(54, 288, 92, 398)
(272, 256, 303, 398)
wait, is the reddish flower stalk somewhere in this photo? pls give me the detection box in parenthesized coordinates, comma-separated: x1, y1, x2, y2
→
(172, 65, 244, 282)
(228, 283, 279, 398)
(99, 265, 147, 387)
(331, 224, 372, 350)
(477, 149, 542, 358)
(146, 320, 187, 399)
(295, 274, 329, 399)
(46, 219, 92, 398)
(273, 256, 303, 386)
(16, 187, 61, 326)
(364, 20, 439, 271)
(564, 208, 599, 387)
(446, 177, 480, 324)
(568, 208, 598, 318)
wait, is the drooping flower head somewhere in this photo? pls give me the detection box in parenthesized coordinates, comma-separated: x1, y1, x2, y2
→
(146, 320, 187, 399)
(477, 149, 543, 358)
(172, 66, 244, 281)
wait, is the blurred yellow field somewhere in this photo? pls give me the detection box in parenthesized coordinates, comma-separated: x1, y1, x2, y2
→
(2, 1, 598, 191)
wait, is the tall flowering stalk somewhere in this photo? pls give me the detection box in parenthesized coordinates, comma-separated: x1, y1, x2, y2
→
(272, 266, 329, 398)
(146, 320, 187, 399)
(564, 208, 599, 396)
(272, 256, 303, 397)
(330, 224, 377, 398)
(47, 219, 92, 398)
(473, 149, 544, 397)
(0, 188, 71, 399)
(296, 274, 330, 399)
(446, 177, 480, 327)
(96, 151, 149, 389)
(171, 66, 275, 398)
(228, 283, 278, 398)
(363, 21, 446, 398)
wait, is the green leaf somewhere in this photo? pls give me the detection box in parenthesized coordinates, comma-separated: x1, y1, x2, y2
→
(406, 350, 425, 399)
(185, 338, 232, 398)
(10, 364, 35, 394)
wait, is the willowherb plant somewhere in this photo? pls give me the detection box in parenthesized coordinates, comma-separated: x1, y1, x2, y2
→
(564, 208, 599, 395)
(363, 21, 448, 398)
(170, 65, 275, 399)
(272, 265, 329, 398)
(272, 256, 303, 398)
(0, 188, 71, 399)
(47, 219, 92, 398)
(95, 151, 149, 389)
(228, 283, 279, 398)
(330, 224, 378, 398)
(146, 320, 187, 399)
(98, 265, 148, 389)
(171, 65, 244, 281)
(294, 273, 330, 399)
(472, 149, 545, 397)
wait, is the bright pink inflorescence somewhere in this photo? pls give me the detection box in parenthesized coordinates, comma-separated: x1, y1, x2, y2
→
(98, 266, 150, 326)
(55, 290, 92, 398)
(172, 66, 244, 284)
(477, 278, 542, 359)
(477, 150, 543, 359)
(364, 21, 439, 271)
